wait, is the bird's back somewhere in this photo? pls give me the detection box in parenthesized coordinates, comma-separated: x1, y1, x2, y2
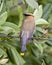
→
(21, 16, 35, 34)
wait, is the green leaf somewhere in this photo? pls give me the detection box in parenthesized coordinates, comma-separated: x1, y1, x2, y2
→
(0, 42, 25, 65)
(18, 13, 23, 28)
(3, 22, 18, 32)
(45, 41, 52, 46)
(43, 4, 52, 20)
(5, 61, 14, 65)
(25, 0, 38, 9)
(0, 12, 8, 25)
(2, 26, 16, 35)
(0, 48, 7, 58)
(0, 48, 3, 58)
(43, 4, 51, 15)
(0, 2, 3, 12)
(7, 47, 25, 65)
(33, 41, 43, 54)
(48, 14, 52, 28)
(41, 60, 46, 65)
(17, 6, 23, 14)
(26, 5, 34, 13)
(33, 5, 43, 20)
(0, 26, 4, 31)
(36, 27, 46, 33)
(35, 18, 49, 25)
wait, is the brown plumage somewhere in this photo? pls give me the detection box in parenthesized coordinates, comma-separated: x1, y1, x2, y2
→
(20, 13, 35, 52)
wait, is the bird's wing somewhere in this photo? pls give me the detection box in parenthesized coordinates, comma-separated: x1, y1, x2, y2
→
(21, 18, 35, 37)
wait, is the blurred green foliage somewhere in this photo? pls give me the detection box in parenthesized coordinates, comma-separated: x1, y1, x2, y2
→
(0, 0, 52, 65)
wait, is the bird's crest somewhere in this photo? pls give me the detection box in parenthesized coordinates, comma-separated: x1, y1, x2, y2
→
(23, 13, 34, 17)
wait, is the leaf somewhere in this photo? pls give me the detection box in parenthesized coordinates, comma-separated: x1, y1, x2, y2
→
(0, 2, 3, 12)
(33, 5, 43, 20)
(0, 58, 8, 64)
(2, 26, 16, 35)
(0, 26, 3, 31)
(0, 42, 25, 65)
(17, 6, 23, 14)
(36, 27, 46, 34)
(35, 18, 49, 25)
(18, 13, 23, 28)
(5, 61, 14, 65)
(31, 55, 41, 64)
(43, 4, 52, 20)
(25, 0, 38, 9)
(26, 5, 34, 13)
(43, 4, 51, 15)
(6, 62, 14, 65)
(0, 48, 3, 58)
(0, 48, 7, 58)
(3, 22, 18, 32)
(45, 41, 52, 46)
(41, 60, 46, 65)
(0, 12, 8, 25)
(33, 40, 43, 54)
(7, 47, 25, 65)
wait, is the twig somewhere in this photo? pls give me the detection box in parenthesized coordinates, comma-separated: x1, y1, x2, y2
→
(33, 37, 52, 40)
(0, 33, 52, 40)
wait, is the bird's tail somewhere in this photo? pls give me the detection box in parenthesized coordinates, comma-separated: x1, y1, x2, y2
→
(21, 34, 28, 52)
(20, 34, 28, 56)
(20, 31, 30, 56)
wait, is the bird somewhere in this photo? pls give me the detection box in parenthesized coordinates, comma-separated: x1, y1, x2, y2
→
(20, 13, 35, 56)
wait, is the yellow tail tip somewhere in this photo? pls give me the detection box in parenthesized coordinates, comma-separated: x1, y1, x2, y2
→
(20, 52, 24, 56)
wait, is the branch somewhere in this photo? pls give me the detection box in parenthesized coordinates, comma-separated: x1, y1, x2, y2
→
(0, 33, 52, 40)
(33, 37, 52, 40)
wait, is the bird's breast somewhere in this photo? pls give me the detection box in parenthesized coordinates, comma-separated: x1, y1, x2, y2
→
(22, 19, 35, 33)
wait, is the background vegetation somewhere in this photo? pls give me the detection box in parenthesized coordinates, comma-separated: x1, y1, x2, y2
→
(0, 0, 52, 65)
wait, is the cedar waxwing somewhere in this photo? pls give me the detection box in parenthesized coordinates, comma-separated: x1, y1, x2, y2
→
(20, 13, 35, 55)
